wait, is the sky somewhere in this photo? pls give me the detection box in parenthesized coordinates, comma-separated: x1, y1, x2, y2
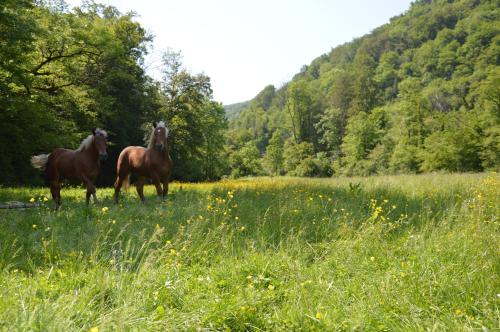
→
(66, 0, 414, 105)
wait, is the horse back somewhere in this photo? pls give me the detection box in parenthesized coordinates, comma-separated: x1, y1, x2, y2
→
(117, 146, 147, 173)
(48, 148, 98, 181)
(46, 149, 74, 179)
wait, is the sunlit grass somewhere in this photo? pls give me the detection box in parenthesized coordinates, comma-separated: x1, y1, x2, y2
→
(0, 173, 498, 330)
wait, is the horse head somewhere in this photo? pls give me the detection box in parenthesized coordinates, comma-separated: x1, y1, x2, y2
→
(92, 128, 108, 161)
(152, 121, 169, 152)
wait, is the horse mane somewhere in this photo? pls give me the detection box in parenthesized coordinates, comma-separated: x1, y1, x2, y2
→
(147, 121, 169, 149)
(77, 129, 107, 151)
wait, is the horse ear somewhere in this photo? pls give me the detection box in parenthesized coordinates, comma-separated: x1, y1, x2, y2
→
(92, 128, 96, 135)
(153, 121, 157, 128)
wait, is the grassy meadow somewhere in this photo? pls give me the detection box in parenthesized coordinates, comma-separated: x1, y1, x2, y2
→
(0, 173, 498, 331)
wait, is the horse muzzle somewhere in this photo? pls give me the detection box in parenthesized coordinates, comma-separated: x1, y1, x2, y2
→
(99, 153, 108, 161)
(155, 144, 165, 151)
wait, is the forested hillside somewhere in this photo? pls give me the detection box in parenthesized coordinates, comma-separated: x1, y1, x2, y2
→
(1, 0, 226, 185)
(224, 100, 251, 120)
(1, 0, 498, 185)
(227, 0, 499, 177)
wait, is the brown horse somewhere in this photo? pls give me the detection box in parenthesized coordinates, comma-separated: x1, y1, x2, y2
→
(31, 129, 108, 209)
(114, 121, 173, 203)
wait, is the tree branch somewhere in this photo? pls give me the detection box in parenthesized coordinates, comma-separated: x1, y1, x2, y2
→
(31, 50, 86, 75)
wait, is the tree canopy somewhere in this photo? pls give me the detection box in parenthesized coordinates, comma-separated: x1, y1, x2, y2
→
(1, 0, 226, 184)
(1, 0, 498, 185)
(225, 0, 500, 177)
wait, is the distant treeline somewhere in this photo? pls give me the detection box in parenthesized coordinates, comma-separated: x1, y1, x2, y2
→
(226, 0, 499, 177)
(1, 0, 499, 186)
(1, 0, 226, 185)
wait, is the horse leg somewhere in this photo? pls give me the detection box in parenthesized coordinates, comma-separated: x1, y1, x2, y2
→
(162, 178, 169, 199)
(136, 177, 146, 203)
(151, 174, 163, 200)
(47, 167, 61, 209)
(82, 176, 97, 206)
(85, 187, 97, 205)
(50, 181, 61, 210)
(92, 190, 98, 204)
(114, 159, 130, 204)
(114, 175, 124, 204)
(86, 189, 92, 206)
(85, 186, 97, 205)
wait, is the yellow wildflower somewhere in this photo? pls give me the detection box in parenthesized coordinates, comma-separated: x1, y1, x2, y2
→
(101, 206, 109, 213)
(29, 197, 35, 203)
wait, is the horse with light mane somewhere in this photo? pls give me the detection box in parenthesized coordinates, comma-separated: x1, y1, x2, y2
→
(31, 129, 109, 209)
(114, 121, 173, 203)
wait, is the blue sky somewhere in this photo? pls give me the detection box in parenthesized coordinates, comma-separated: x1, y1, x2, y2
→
(66, 0, 414, 104)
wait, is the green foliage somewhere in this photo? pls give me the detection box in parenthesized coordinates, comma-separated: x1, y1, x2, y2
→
(263, 130, 285, 175)
(281, 141, 332, 177)
(0, 1, 154, 184)
(224, 100, 250, 120)
(0, 1, 226, 184)
(149, 50, 228, 181)
(283, 141, 314, 175)
(251, 84, 276, 111)
(228, 141, 263, 178)
(284, 80, 317, 145)
(418, 112, 482, 172)
(315, 107, 344, 156)
(341, 108, 388, 176)
(228, 0, 500, 176)
(2, 0, 499, 183)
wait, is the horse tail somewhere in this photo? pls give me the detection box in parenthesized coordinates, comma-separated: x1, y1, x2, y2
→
(123, 174, 130, 192)
(115, 173, 130, 192)
(31, 154, 50, 171)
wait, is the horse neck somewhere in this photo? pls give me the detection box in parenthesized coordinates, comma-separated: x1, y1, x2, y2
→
(81, 142, 99, 162)
(149, 144, 170, 159)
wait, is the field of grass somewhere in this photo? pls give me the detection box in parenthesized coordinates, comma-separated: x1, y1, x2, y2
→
(0, 173, 498, 331)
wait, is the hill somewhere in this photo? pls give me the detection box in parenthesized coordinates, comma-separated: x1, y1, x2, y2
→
(226, 0, 500, 178)
(224, 100, 251, 120)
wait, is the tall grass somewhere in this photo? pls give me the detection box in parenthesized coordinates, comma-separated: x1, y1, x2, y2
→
(0, 173, 498, 330)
